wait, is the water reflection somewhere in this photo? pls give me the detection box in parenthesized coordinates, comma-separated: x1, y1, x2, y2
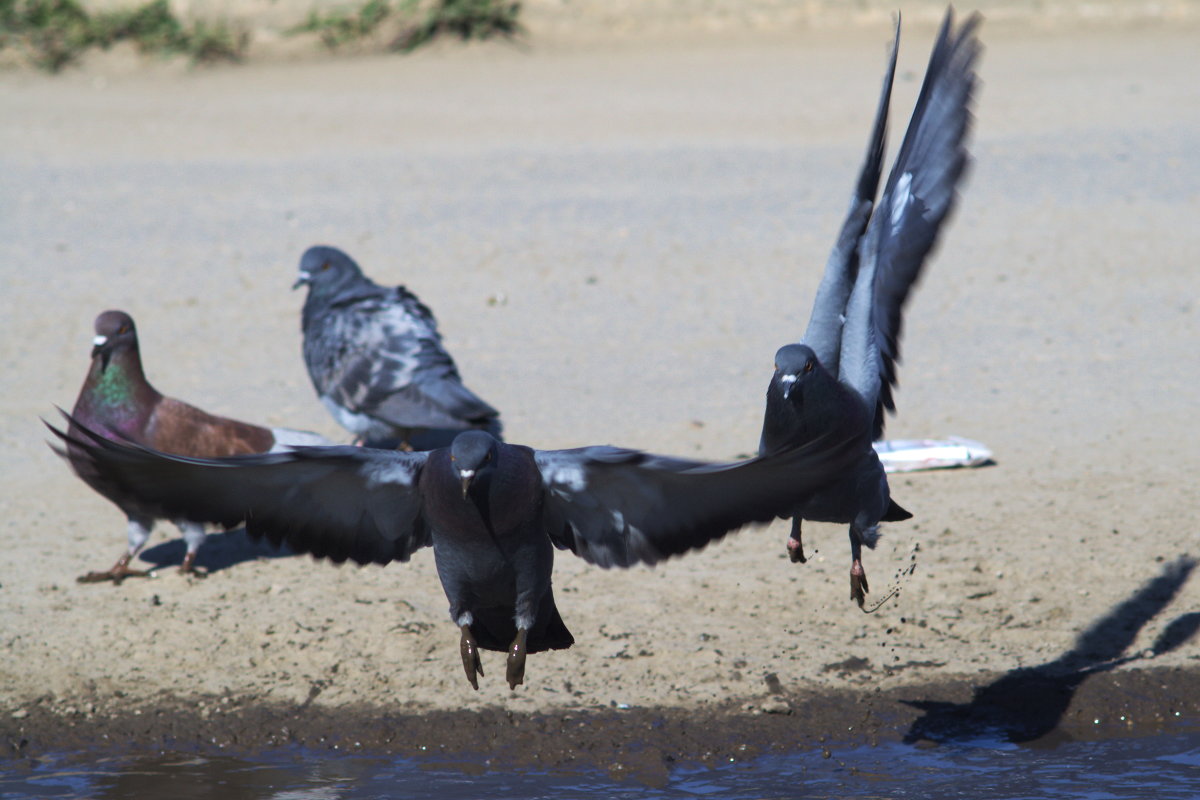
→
(4, 728, 1199, 800)
(903, 555, 1198, 743)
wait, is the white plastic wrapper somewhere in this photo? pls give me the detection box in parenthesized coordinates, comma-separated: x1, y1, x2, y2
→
(873, 437, 993, 473)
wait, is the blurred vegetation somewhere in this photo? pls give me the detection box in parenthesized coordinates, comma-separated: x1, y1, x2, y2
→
(290, 0, 523, 52)
(0, 0, 518, 70)
(0, 0, 247, 71)
(395, 0, 522, 52)
(288, 0, 395, 49)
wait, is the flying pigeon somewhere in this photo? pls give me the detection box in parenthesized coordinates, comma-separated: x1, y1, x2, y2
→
(57, 310, 331, 583)
(295, 245, 501, 449)
(759, 9, 981, 605)
(51, 419, 861, 689)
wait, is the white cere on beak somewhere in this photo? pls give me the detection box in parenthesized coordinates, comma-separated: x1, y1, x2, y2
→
(92, 335, 108, 346)
(780, 374, 798, 384)
(297, 270, 311, 281)
(458, 469, 475, 480)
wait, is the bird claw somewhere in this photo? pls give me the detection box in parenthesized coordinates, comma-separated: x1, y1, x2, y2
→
(77, 555, 150, 585)
(506, 629, 528, 690)
(179, 553, 208, 579)
(786, 518, 807, 564)
(460, 625, 484, 690)
(786, 536, 807, 564)
(850, 560, 869, 607)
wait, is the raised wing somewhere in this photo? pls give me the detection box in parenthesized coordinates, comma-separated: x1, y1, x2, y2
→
(802, 14, 900, 375)
(536, 433, 861, 569)
(840, 8, 981, 437)
(49, 414, 432, 566)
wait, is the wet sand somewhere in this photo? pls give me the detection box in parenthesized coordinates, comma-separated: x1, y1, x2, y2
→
(4, 667, 1199, 784)
(2, 13, 1199, 764)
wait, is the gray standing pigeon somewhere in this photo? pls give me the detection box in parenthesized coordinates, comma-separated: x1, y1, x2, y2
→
(52, 419, 859, 689)
(58, 310, 331, 583)
(295, 245, 501, 449)
(759, 9, 981, 605)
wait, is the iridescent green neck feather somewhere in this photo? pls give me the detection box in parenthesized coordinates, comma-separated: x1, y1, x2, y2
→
(75, 349, 157, 432)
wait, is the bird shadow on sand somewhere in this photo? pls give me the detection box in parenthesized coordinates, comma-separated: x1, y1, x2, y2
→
(902, 554, 1199, 744)
(140, 528, 294, 575)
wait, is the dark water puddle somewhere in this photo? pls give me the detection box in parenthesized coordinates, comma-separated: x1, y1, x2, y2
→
(3, 725, 1199, 800)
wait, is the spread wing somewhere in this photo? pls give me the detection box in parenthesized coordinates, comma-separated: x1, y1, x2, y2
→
(48, 414, 432, 566)
(803, 14, 900, 375)
(839, 8, 981, 437)
(535, 433, 861, 568)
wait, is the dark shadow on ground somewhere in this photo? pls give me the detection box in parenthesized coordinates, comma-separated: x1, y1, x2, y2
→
(903, 555, 1198, 744)
(140, 527, 294, 574)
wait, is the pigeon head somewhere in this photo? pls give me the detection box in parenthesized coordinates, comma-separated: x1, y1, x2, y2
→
(293, 245, 365, 295)
(450, 430, 499, 499)
(773, 343, 822, 401)
(91, 310, 138, 371)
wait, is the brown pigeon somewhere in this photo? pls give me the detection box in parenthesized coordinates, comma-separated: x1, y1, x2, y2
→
(58, 310, 330, 583)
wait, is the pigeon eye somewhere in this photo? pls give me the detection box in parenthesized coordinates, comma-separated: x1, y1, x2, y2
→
(118, 325, 129, 334)
(321, 261, 331, 271)
(803, 361, 814, 374)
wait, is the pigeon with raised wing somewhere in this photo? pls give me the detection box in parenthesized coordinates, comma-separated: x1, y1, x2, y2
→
(760, 9, 981, 605)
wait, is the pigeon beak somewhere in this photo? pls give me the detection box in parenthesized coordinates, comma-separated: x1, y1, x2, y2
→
(91, 335, 111, 370)
(780, 374, 798, 401)
(458, 469, 476, 500)
(292, 271, 311, 290)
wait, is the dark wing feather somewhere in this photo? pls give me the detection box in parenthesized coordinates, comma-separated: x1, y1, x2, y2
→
(322, 288, 498, 430)
(536, 434, 861, 569)
(379, 345, 500, 427)
(868, 8, 981, 436)
(48, 415, 431, 566)
(803, 14, 899, 373)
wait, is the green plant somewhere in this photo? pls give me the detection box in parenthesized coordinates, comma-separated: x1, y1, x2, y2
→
(0, 0, 247, 71)
(91, 0, 183, 51)
(177, 17, 247, 62)
(0, 0, 93, 70)
(288, 0, 391, 50)
(393, 0, 521, 52)
(286, 0, 521, 53)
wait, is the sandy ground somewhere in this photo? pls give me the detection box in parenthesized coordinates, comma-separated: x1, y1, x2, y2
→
(1, 14, 1199, 759)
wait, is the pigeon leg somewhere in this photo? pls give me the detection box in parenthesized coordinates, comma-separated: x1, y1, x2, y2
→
(78, 517, 153, 584)
(506, 628, 529, 690)
(77, 552, 151, 585)
(459, 624, 484, 690)
(177, 522, 208, 578)
(786, 516, 807, 563)
(849, 526, 869, 607)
